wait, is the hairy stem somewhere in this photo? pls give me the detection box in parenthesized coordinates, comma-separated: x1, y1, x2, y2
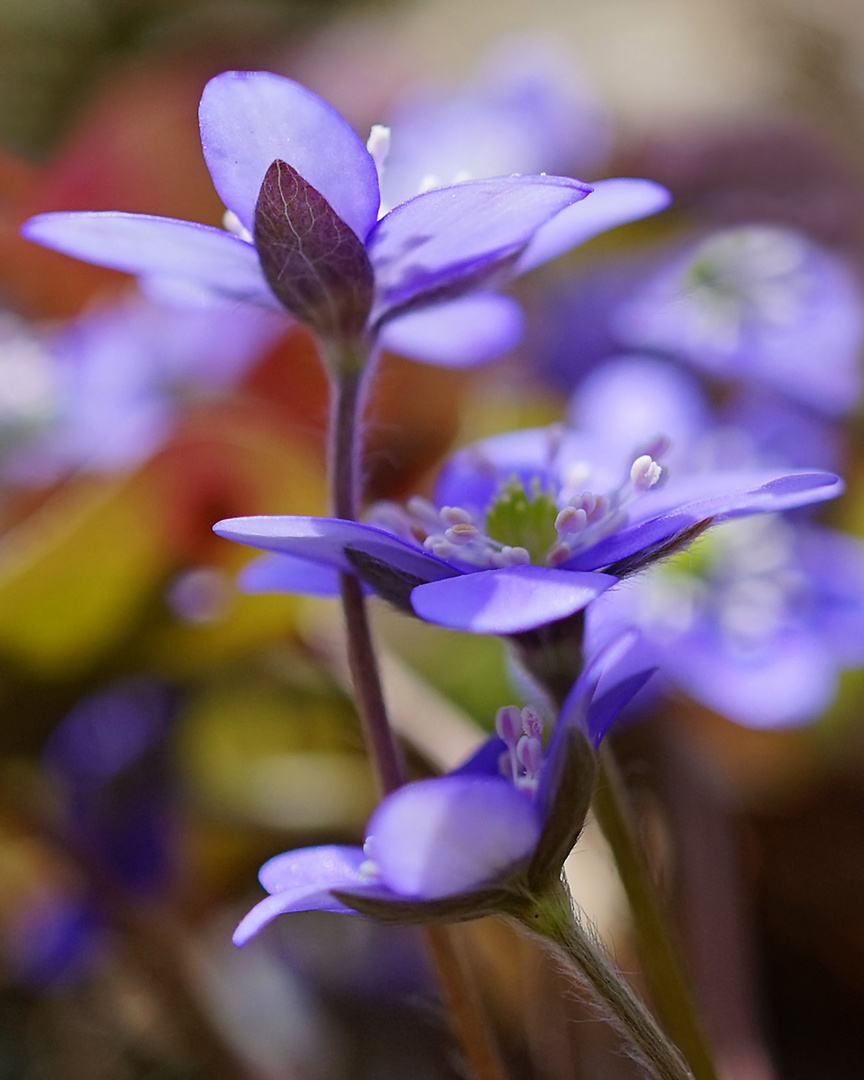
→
(593, 744, 720, 1080)
(328, 356, 507, 1080)
(515, 881, 695, 1080)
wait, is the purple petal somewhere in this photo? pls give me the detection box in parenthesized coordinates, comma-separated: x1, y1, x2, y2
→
(557, 630, 641, 738)
(568, 354, 708, 466)
(515, 178, 671, 274)
(22, 213, 272, 305)
(365, 776, 540, 898)
(450, 735, 508, 778)
(199, 70, 380, 239)
(258, 844, 368, 893)
(662, 627, 837, 729)
(433, 427, 617, 515)
(213, 515, 457, 584)
(584, 667, 656, 746)
(233, 846, 373, 946)
(368, 175, 590, 321)
(239, 553, 345, 596)
(378, 293, 525, 367)
(563, 469, 844, 572)
(254, 160, 374, 338)
(410, 565, 616, 634)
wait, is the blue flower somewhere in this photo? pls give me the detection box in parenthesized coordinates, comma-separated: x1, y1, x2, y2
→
(22, 70, 668, 368)
(214, 423, 843, 636)
(233, 634, 652, 943)
(568, 354, 864, 727)
(8, 294, 281, 481)
(616, 225, 864, 415)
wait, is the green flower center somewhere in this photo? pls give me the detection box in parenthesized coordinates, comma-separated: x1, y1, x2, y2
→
(484, 478, 559, 564)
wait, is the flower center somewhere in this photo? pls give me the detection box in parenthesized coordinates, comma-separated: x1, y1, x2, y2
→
(484, 478, 559, 563)
(641, 516, 800, 649)
(366, 441, 665, 571)
(685, 227, 811, 350)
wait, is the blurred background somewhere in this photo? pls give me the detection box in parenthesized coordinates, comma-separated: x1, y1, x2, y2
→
(2, 0, 864, 1077)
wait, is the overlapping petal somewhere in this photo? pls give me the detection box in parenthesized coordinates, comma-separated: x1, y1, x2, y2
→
(22, 213, 273, 307)
(365, 776, 540, 899)
(233, 847, 373, 945)
(409, 565, 616, 634)
(378, 293, 524, 367)
(199, 70, 381, 239)
(213, 515, 458, 585)
(367, 175, 591, 321)
(515, 178, 671, 274)
(562, 468, 844, 572)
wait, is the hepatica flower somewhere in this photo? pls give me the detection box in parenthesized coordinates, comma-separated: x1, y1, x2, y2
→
(215, 424, 842, 636)
(23, 70, 669, 369)
(616, 225, 864, 415)
(233, 635, 652, 942)
(588, 511, 864, 729)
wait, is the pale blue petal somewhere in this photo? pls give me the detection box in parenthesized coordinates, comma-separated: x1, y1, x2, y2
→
(199, 70, 380, 239)
(410, 565, 616, 634)
(239, 553, 345, 596)
(563, 469, 844, 571)
(365, 776, 540, 898)
(214, 514, 457, 584)
(515, 178, 671, 274)
(233, 845, 375, 945)
(378, 293, 524, 367)
(368, 175, 590, 320)
(22, 212, 271, 305)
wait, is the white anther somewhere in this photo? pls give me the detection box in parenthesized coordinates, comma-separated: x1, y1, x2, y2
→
(440, 506, 474, 526)
(418, 173, 441, 194)
(425, 537, 457, 560)
(445, 523, 480, 544)
(502, 545, 530, 565)
(366, 125, 391, 173)
(222, 210, 252, 243)
(630, 454, 663, 491)
(555, 505, 587, 534)
(357, 859, 381, 882)
(407, 495, 442, 527)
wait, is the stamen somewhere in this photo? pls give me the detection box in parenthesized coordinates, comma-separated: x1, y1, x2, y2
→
(630, 454, 663, 491)
(366, 125, 391, 174)
(521, 706, 544, 741)
(222, 210, 252, 243)
(495, 705, 522, 747)
(440, 506, 474, 526)
(445, 523, 480, 544)
(516, 734, 543, 778)
(555, 505, 587, 534)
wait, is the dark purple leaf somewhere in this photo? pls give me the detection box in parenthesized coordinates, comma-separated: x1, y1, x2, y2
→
(254, 160, 374, 340)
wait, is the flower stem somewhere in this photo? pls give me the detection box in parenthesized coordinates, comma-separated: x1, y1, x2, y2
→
(593, 744, 720, 1080)
(515, 881, 695, 1080)
(327, 356, 508, 1080)
(330, 361, 406, 794)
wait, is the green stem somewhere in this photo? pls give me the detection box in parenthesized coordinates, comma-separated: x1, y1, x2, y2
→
(515, 880, 694, 1080)
(593, 744, 720, 1080)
